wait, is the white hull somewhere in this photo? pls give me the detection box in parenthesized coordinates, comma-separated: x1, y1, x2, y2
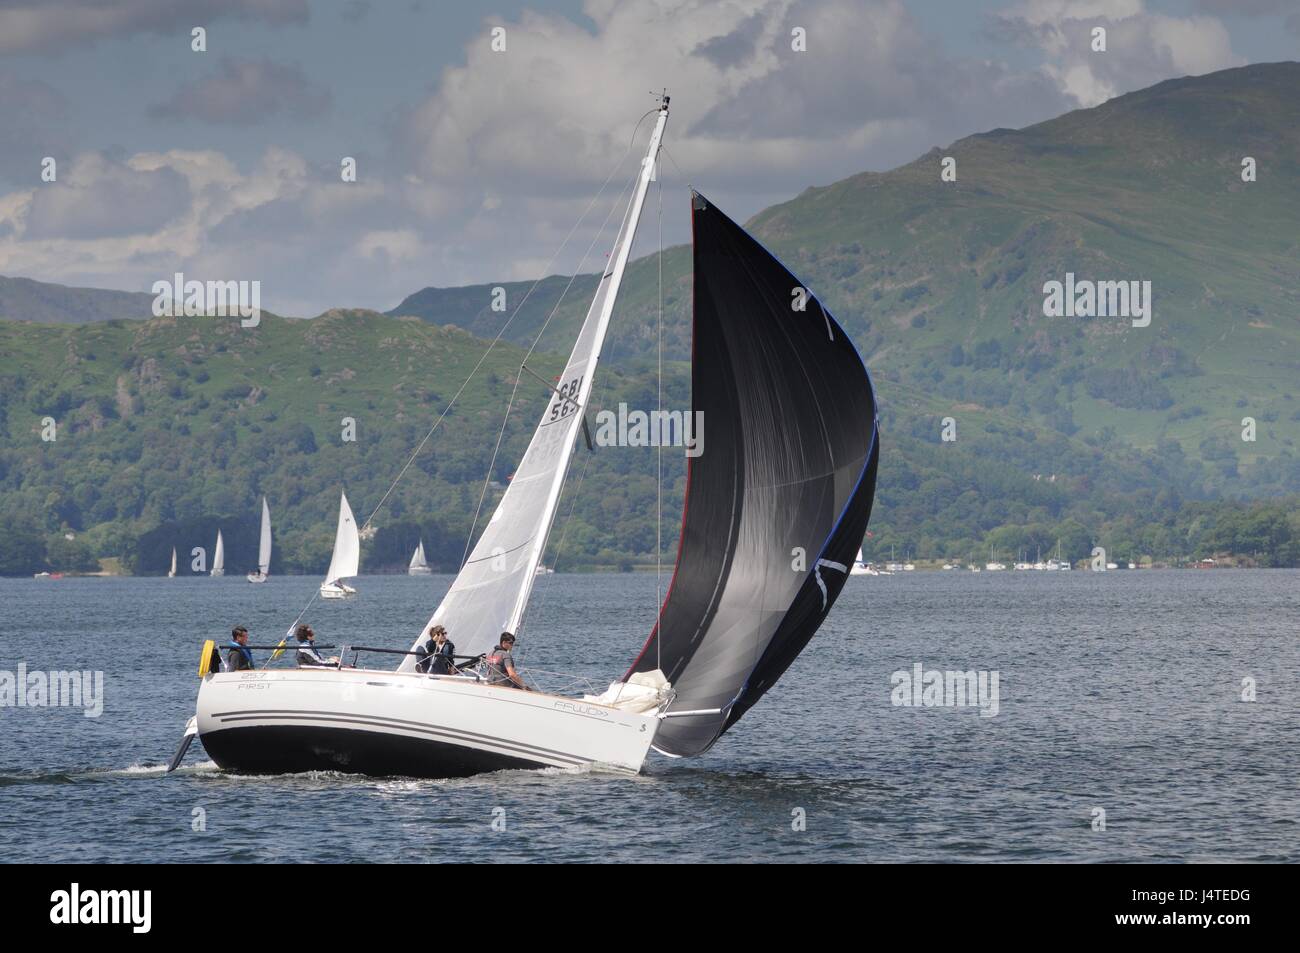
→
(407, 567, 433, 576)
(247, 572, 268, 584)
(320, 581, 356, 599)
(195, 667, 659, 777)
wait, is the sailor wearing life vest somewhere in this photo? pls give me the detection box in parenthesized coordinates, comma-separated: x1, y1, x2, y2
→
(484, 632, 529, 690)
(223, 626, 255, 671)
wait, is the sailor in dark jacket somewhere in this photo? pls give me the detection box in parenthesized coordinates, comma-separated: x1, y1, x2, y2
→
(416, 625, 456, 675)
(294, 624, 338, 668)
(225, 626, 255, 671)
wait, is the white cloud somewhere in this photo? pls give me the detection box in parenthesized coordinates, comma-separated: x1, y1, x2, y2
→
(0, 0, 1253, 315)
(992, 0, 1242, 106)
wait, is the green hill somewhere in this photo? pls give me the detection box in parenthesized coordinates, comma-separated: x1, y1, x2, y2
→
(2, 63, 1299, 575)
(393, 63, 1300, 495)
(0, 274, 159, 325)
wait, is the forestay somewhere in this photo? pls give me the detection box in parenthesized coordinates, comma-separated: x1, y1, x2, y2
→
(400, 99, 671, 668)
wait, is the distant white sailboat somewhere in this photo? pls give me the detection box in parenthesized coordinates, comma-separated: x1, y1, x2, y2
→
(850, 546, 873, 575)
(211, 530, 224, 577)
(320, 492, 359, 599)
(248, 497, 271, 583)
(1046, 539, 1071, 571)
(168, 547, 177, 578)
(408, 539, 432, 576)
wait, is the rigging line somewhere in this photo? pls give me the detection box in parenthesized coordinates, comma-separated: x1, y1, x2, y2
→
(459, 162, 639, 569)
(521, 325, 607, 637)
(659, 141, 687, 187)
(362, 143, 640, 542)
(521, 430, 595, 640)
(656, 165, 664, 676)
(514, 106, 655, 374)
(461, 367, 524, 568)
(521, 168, 636, 367)
(518, 156, 639, 368)
(276, 138, 644, 648)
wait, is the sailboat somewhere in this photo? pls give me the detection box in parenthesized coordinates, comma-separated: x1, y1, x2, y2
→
(210, 530, 224, 577)
(177, 94, 878, 779)
(1046, 539, 1071, 571)
(247, 497, 271, 583)
(168, 547, 177, 578)
(408, 539, 432, 576)
(319, 492, 359, 599)
(850, 546, 875, 575)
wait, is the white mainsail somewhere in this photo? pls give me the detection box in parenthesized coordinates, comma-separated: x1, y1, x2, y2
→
(323, 492, 360, 586)
(211, 530, 224, 576)
(400, 100, 670, 669)
(168, 547, 177, 578)
(409, 540, 428, 572)
(257, 497, 272, 576)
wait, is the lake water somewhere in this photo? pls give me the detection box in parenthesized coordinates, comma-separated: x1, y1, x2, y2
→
(1, 570, 1295, 863)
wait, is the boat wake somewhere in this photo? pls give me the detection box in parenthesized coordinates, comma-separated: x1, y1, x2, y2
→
(0, 761, 220, 786)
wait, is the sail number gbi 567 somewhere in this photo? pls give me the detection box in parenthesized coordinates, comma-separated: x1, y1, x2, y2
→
(548, 376, 583, 422)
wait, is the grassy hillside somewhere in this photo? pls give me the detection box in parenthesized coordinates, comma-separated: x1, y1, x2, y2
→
(0, 274, 159, 324)
(2, 64, 1298, 574)
(392, 63, 1300, 496)
(2, 305, 1296, 575)
(0, 309, 692, 574)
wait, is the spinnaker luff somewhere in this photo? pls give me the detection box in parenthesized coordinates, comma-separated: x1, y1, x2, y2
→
(627, 191, 880, 758)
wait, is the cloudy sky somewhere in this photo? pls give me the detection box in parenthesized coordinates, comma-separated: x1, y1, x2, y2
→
(0, 0, 1295, 316)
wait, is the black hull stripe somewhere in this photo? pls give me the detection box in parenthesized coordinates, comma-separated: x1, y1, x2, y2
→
(211, 709, 588, 766)
(199, 724, 542, 779)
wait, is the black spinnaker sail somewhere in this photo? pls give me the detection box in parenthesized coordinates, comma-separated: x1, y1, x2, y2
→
(627, 191, 879, 758)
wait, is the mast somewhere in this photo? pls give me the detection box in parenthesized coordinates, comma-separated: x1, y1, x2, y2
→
(508, 95, 670, 633)
(402, 95, 670, 666)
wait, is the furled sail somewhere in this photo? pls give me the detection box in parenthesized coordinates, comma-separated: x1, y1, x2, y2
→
(211, 530, 225, 576)
(400, 99, 671, 668)
(626, 192, 879, 758)
(257, 497, 272, 576)
(323, 492, 360, 586)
